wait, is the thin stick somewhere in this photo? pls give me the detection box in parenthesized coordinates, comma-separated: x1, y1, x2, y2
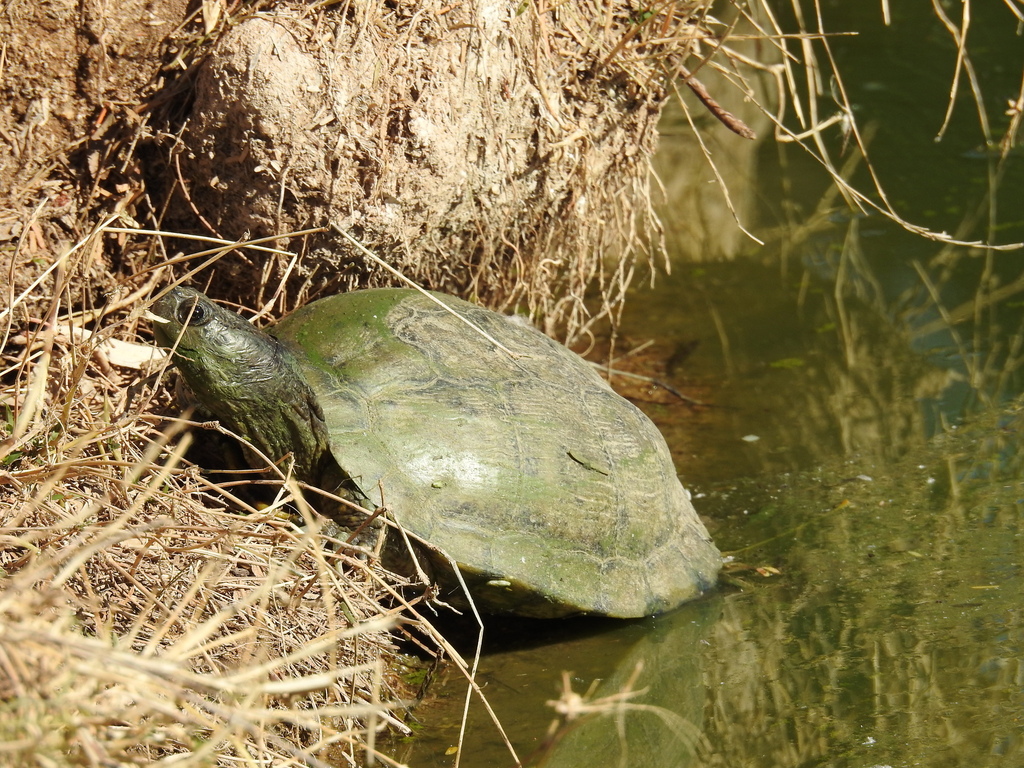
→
(593, 363, 707, 406)
(680, 65, 756, 139)
(101, 225, 321, 259)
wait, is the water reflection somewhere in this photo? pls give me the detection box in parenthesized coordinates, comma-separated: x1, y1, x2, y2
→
(698, 404, 1024, 767)
(621, 254, 955, 483)
(534, 602, 715, 768)
(502, 408, 1024, 768)
(391, 605, 714, 767)
(637, 0, 1024, 478)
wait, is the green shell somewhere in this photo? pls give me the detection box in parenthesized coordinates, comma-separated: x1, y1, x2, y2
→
(271, 288, 720, 618)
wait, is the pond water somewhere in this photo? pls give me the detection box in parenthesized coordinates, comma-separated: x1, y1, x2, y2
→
(388, 4, 1024, 767)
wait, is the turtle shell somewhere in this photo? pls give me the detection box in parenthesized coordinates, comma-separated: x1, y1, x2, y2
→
(272, 288, 720, 618)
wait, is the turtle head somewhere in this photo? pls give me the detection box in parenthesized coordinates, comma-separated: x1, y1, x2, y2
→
(151, 287, 330, 482)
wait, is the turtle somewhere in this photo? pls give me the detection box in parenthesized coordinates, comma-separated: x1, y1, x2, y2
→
(151, 286, 720, 618)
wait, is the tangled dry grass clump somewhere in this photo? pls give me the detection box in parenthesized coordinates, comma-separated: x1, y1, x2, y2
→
(0, 498, 405, 765)
(0, 266, 419, 764)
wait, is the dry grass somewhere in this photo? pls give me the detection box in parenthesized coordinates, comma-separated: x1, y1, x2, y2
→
(0, 507, 402, 766)
(0, 250, 418, 764)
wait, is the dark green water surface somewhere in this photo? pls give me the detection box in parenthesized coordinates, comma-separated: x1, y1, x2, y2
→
(388, 4, 1024, 767)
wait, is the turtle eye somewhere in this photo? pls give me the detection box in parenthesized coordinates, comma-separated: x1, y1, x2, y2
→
(176, 298, 212, 327)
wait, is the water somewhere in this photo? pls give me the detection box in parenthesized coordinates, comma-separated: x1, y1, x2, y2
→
(388, 4, 1024, 767)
